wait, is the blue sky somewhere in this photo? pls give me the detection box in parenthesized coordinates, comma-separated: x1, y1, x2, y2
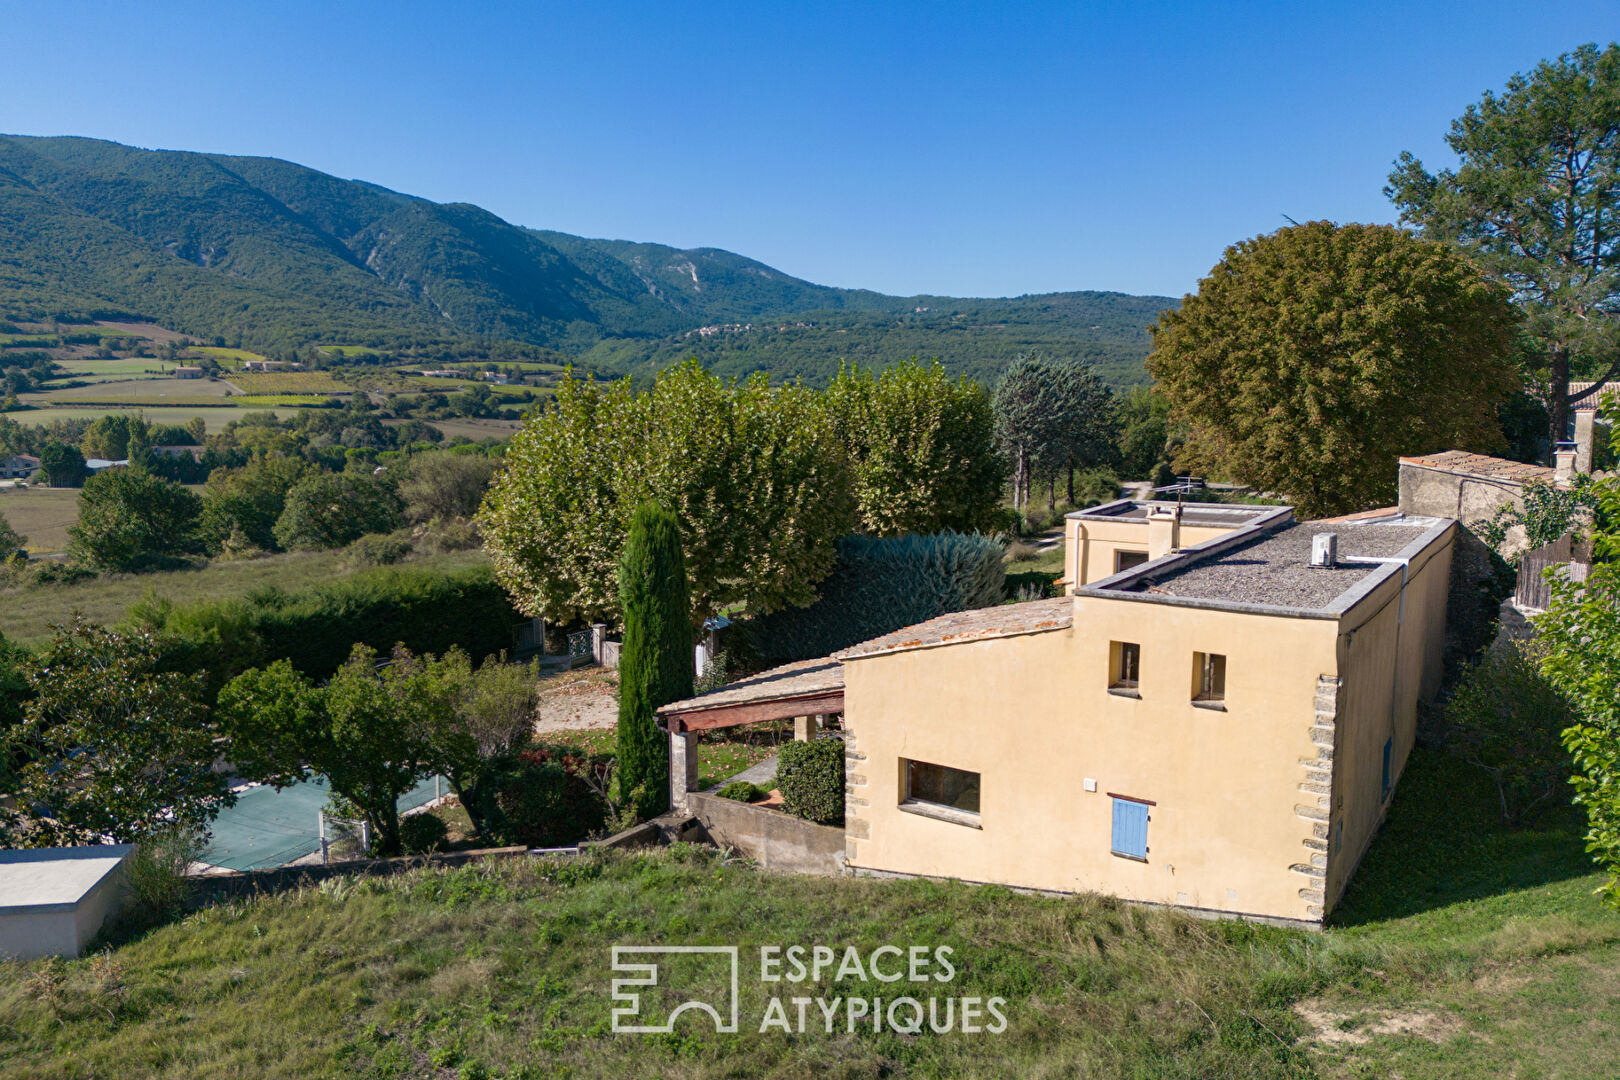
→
(1, 2, 1615, 299)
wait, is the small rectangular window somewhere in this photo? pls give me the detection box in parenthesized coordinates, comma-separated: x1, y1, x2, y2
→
(1110, 796, 1150, 861)
(904, 759, 980, 815)
(1109, 641, 1141, 693)
(1381, 738, 1393, 799)
(1115, 549, 1149, 573)
(1192, 652, 1226, 706)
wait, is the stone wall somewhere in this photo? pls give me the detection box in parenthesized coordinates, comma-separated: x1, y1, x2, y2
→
(686, 793, 846, 875)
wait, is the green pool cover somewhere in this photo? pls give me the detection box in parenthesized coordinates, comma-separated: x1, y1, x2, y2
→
(202, 774, 447, 871)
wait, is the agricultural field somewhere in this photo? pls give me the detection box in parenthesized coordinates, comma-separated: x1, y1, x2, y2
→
(0, 486, 83, 553)
(191, 346, 268, 366)
(226, 371, 350, 395)
(23, 375, 236, 405)
(386, 416, 523, 441)
(231, 394, 338, 407)
(319, 344, 379, 359)
(0, 545, 491, 646)
(50, 356, 177, 376)
(4, 405, 300, 432)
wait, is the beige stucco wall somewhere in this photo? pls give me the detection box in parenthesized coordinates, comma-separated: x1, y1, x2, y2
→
(847, 522, 1455, 925)
(1064, 517, 1234, 588)
(1322, 524, 1453, 906)
(843, 604, 1341, 923)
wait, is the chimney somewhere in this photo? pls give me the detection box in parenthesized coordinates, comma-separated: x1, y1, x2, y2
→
(1555, 443, 1576, 486)
(1310, 532, 1338, 569)
(1574, 408, 1598, 474)
(1146, 503, 1182, 560)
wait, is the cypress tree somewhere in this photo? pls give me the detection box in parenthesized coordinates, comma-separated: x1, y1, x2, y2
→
(616, 501, 694, 818)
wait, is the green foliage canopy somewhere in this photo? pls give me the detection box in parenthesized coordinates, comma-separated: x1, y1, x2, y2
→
(68, 466, 202, 571)
(272, 471, 404, 551)
(1147, 221, 1520, 517)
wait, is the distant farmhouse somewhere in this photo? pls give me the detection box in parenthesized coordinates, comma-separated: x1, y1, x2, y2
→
(660, 497, 1457, 929)
(0, 454, 40, 479)
(172, 366, 204, 379)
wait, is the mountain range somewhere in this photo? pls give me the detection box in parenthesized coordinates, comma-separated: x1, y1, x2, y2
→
(0, 135, 1175, 386)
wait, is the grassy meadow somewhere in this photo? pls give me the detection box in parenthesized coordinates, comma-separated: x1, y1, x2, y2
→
(3, 405, 301, 432)
(0, 750, 1613, 1079)
(0, 546, 491, 646)
(0, 485, 83, 553)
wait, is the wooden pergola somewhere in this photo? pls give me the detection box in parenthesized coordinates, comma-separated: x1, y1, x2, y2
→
(658, 657, 845, 807)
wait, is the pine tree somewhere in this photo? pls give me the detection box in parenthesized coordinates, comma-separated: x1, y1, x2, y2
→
(616, 501, 694, 818)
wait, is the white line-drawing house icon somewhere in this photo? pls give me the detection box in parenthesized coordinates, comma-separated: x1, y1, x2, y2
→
(610, 945, 740, 1033)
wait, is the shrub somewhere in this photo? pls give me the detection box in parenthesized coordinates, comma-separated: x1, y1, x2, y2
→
(776, 737, 844, 825)
(742, 532, 1005, 662)
(68, 468, 202, 571)
(1004, 570, 1060, 601)
(495, 745, 610, 847)
(1447, 643, 1576, 826)
(273, 472, 404, 551)
(31, 561, 96, 586)
(125, 824, 206, 918)
(716, 780, 767, 802)
(137, 564, 524, 686)
(399, 811, 450, 854)
(344, 532, 413, 566)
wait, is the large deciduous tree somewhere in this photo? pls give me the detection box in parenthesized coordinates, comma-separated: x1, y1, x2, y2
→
(272, 470, 404, 551)
(68, 466, 203, 571)
(479, 361, 852, 627)
(1388, 43, 1620, 452)
(616, 502, 693, 819)
(822, 360, 1005, 535)
(1, 620, 230, 847)
(1147, 221, 1519, 517)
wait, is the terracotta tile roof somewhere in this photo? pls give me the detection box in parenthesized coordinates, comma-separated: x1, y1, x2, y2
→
(1569, 381, 1614, 410)
(1399, 450, 1553, 484)
(833, 597, 1073, 661)
(660, 656, 844, 715)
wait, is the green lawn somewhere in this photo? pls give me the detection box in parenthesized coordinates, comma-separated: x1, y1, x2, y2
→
(0, 485, 83, 553)
(0, 546, 491, 646)
(0, 748, 1614, 1078)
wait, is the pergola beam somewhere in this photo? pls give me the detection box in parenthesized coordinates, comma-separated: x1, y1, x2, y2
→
(661, 692, 845, 733)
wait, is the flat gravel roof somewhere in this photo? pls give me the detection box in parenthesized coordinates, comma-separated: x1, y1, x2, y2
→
(1129, 520, 1435, 610)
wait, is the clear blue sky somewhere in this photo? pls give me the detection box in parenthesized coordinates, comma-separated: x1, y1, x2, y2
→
(1, 2, 1615, 299)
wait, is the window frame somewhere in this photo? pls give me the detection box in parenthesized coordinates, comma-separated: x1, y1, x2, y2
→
(1114, 549, 1150, 573)
(1108, 640, 1141, 697)
(1191, 651, 1227, 710)
(899, 758, 982, 828)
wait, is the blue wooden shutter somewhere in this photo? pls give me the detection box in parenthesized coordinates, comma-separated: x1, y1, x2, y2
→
(1381, 739, 1393, 799)
(1111, 798, 1149, 859)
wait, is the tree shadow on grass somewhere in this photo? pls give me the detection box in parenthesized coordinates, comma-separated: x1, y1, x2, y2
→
(1329, 747, 1595, 928)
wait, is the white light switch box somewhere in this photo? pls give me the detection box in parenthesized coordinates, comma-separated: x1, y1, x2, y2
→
(1083, 778, 1097, 792)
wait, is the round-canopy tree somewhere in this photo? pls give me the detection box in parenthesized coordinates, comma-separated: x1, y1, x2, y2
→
(1147, 221, 1519, 517)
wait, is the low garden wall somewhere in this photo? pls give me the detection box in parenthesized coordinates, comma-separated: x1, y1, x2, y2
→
(687, 793, 846, 875)
(189, 845, 532, 903)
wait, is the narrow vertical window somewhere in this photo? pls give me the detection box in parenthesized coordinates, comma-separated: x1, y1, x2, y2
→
(1381, 738, 1393, 799)
(1192, 652, 1226, 707)
(1109, 641, 1141, 694)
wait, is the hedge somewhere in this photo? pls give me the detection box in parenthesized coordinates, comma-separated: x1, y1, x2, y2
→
(138, 563, 524, 688)
(740, 532, 1005, 662)
(776, 737, 845, 826)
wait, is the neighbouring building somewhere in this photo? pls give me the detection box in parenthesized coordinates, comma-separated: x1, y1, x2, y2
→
(0, 454, 40, 479)
(151, 445, 204, 460)
(660, 500, 1456, 928)
(172, 366, 204, 379)
(0, 846, 135, 960)
(84, 458, 129, 473)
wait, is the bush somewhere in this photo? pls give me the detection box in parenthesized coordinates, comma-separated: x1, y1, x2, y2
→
(741, 532, 1005, 662)
(1447, 643, 1576, 826)
(126, 825, 206, 918)
(494, 745, 611, 847)
(273, 472, 404, 551)
(399, 811, 450, 854)
(137, 564, 525, 686)
(344, 532, 413, 566)
(716, 780, 768, 802)
(776, 737, 844, 825)
(31, 561, 96, 586)
(1003, 570, 1060, 601)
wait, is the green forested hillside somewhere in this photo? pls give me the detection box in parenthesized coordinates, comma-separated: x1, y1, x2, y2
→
(0, 135, 1175, 386)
